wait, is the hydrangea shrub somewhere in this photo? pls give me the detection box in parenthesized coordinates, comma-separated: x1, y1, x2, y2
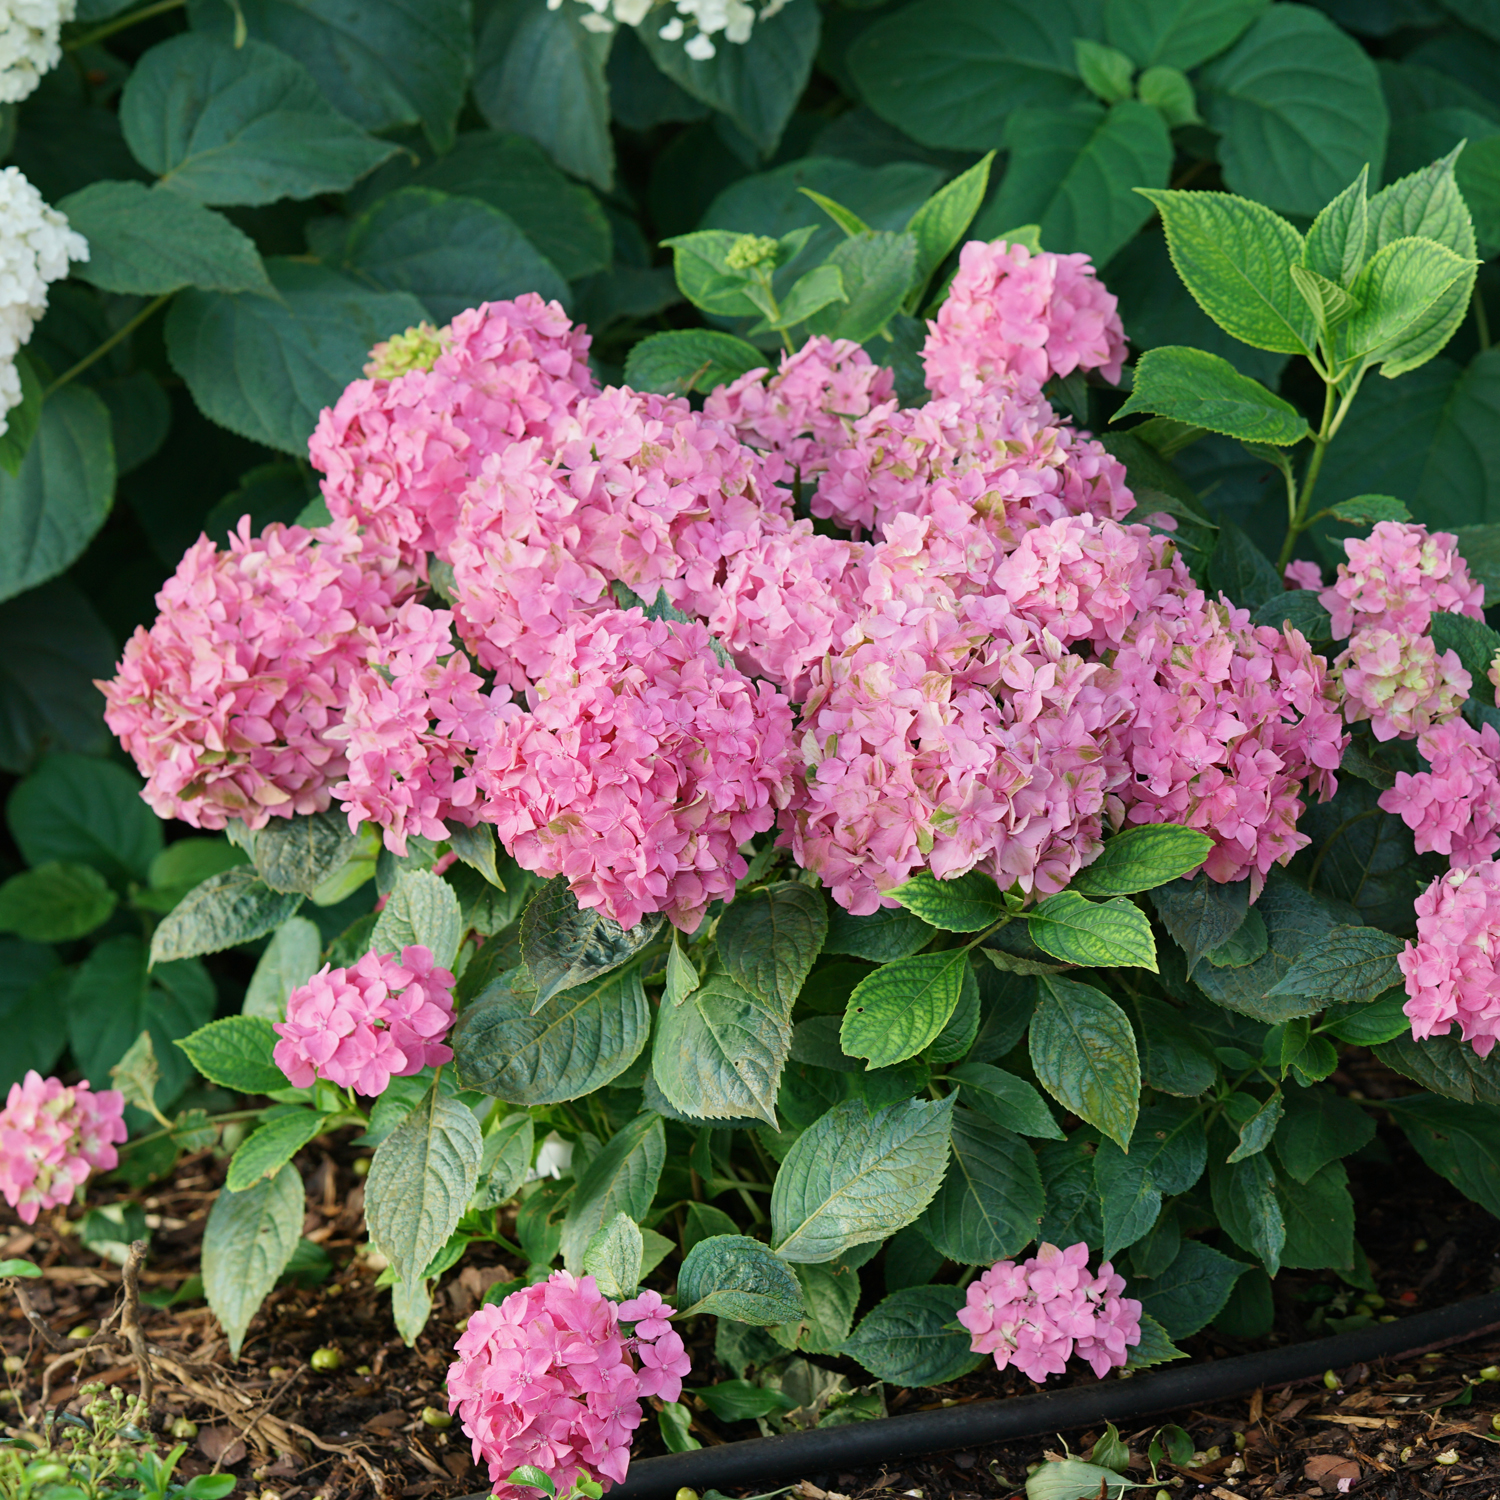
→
(7, 4, 1500, 1495)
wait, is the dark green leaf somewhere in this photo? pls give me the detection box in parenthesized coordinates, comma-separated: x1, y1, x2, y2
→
(1203, 907, 1268, 968)
(7, 753, 161, 886)
(1266, 923, 1404, 1004)
(1030, 975, 1140, 1149)
(1038, 1132, 1106, 1247)
(1106, 0, 1267, 69)
(1132, 1100, 1209, 1194)
(948, 1061, 1063, 1140)
(1388, 1095, 1500, 1219)
(1225, 1090, 1284, 1162)
(176, 1016, 284, 1096)
(0, 861, 116, 941)
(202, 1163, 303, 1359)
(1093, 1140, 1162, 1258)
(226, 1108, 330, 1191)
(1071, 825, 1215, 899)
(0, 940, 64, 1090)
(1131, 996, 1218, 1097)
(1136, 1239, 1249, 1339)
(1328, 494, 1412, 525)
(915, 1106, 1044, 1263)
(718, 882, 828, 1010)
(121, 34, 397, 206)
(1211, 1141, 1285, 1275)
(889, 870, 1007, 933)
(903, 151, 995, 301)
(1323, 987, 1410, 1046)
(520, 876, 665, 1009)
(150, 867, 303, 965)
(678, 1234, 804, 1324)
(842, 1285, 984, 1387)
(1250, 589, 1335, 646)
(1278, 1159, 1355, 1270)
(1117, 346, 1309, 445)
(1125, 1311, 1189, 1370)
(1028, 891, 1158, 971)
(1431, 612, 1500, 689)
(841, 949, 971, 1069)
(473, 1113, 535, 1210)
(1209, 520, 1284, 611)
(691, 1381, 796, 1423)
(623, 330, 765, 396)
(1148, 872, 1249, 973)
(166, 260, 428, 456)
(0, 352, 41, 479)
(1274, 1084, 1375, 1184)
(1375, 1032, 1500, 1106)
(249, 810, 364, 899)
(560, 1112, 665, 1272)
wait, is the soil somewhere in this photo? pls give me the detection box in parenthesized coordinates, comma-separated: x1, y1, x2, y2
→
(5, 1050, 1500, 1500)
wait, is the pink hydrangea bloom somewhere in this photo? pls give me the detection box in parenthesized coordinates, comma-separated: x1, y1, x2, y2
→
(958, 1242, 1141, 1383)
(309, 296, 596, 560)
(1318, 521, 1485, 639)
(1380, 717, 1500, 867)
(336, 600, 517, 855)
(273, 946, 454, 1095)
(448, 387, 792, 688)
(448, 1271, 689, 1499)
(1334, 626, 1470, 741)
(703, 336, 896, 477)
(99, 518, 415, 832)
(1110, 594, 1346, 895)
(1400, 861, 1500, 1057)
(0, 1072, 127, 1225)
(922, 240, 1128, 404)
(477, 609, 796, 931)
(1284, 559, 1323, 591)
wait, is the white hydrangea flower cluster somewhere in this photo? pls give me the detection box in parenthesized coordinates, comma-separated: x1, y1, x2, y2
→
(0, 166, 88, 436)
(0, 0, 77, 104)
(548, 0, 789, 59)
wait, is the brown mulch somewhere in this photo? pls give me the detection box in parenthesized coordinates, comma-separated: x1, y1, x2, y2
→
(4, 1058, 1500, 1499)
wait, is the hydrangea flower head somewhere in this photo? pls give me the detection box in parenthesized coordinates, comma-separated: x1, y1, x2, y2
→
(478, 608, 796, 930)
(309, 295, 595, 558)
(922, 239, 1127, 404)
(0, 166, 88, 432)
(0, 1072, 126, 1224)
(1381, 717, 1500, 867)
(100, 518, 415, 831)
(958, 1241, 1141, 1382)
(1400, 861, 1500, 1057)
(0, 0, 75, 104)
(366, 321, 448, 379)
(1284, 559, 1323, 591)
(448, 1270, 689, 1498)
(1319, 521, 1485, 638)
(273, 946, 455, 1095)
(1334, 626, 1469, 741)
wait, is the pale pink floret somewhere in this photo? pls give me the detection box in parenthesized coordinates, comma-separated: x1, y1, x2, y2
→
(273, 946, 454, 1096)
(958, 1242, 1141, 1383)
(1381, 717, 1500, 868)
(1334, 626, 1469, 741)
(0, 1072, 127, 1225)
(336, 600, 518, 855)
(1400, 862, 1500, 1057)
(477, 609, 797, 932)
(1284, 559, 1323, 591)
(308, 296, 595, 561)
(99, 518, 416, 832)
(922, 240, 1128, 405)
(1318, 520, 1485, 639)
(447, 1271, 689, 1499)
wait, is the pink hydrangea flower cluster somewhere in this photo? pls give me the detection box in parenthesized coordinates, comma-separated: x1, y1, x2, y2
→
(1381, 718, 1500, 868)
(1399, 861, 1500, 1057)
(336, 600, 516, 855)
(273, 946, 455, 1095)
(0, 1072, 127, 1225)
(1333, 627, 1470, 742)
(449, 385, 792, 689)
(922, 240, 1128, 404)
(478, 609, 796, 931)
(1284, 559, 1323, 591)
(958, 1241, 1142, 1383)
(309, 296, 596, 560)
(99, 517, 416, 831)
(447, 1271, 689, 1499)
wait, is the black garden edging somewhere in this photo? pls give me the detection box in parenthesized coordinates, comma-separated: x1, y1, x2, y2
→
(580, 1291, 1500, 1500)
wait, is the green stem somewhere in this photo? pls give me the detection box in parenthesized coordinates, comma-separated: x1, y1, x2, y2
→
(45, 294, 172, 396)
(119, 1108, 265, 1152)
(1275, 382, 1337, 573)
(1475, 286, 1492, 353)
(65, 0, 185, 50)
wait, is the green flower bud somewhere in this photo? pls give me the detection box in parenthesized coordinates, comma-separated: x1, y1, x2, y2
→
(365, 323, 447, 380)
(724, 234, 779, 272)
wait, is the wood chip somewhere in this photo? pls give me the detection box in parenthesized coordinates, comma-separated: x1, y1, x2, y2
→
(1312, 1414, 1391, 1428)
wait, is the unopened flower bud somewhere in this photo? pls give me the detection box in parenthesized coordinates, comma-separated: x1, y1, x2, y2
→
(172, 1418, 199, 1439)
(310, 1347, 343, 1372)
(421, 1406, 452, 1430)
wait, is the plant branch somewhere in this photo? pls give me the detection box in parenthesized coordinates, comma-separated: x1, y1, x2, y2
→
(45, 294, 172, 397)
(65, 0, 186, 50)
(119, 1240, 155, 1410)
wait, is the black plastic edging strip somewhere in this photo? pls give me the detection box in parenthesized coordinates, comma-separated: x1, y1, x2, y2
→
(577, 1290, 1500, 1500)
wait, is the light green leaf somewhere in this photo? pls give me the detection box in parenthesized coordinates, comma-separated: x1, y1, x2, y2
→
(249, 810, 364, 899)
(773, 263, 848, 329)
(914, 1106, 1044, 1264)
(841, 1284, 984, 1387)
(678, 1234, 805, 1324)
(1125, 1311, 1188, 1369)
(903, 151, 995, 303)
(244, 916, 322, 1020)
(203, 1163, 303, 1359)
(152, 867, 303, 966)
(176, 1016, 285, 1096)
(121, 34, 397, 206)
(717, 882, 828, 1011)
(1200, 6, 1389, 216)
(366, 1085, 483, 1288)
(1136, 66, 1201, 128)
(392, 1274, 433, 1346)
(652, 970, 792, 1127)
(166, 260, 428, 456)
(800, 187, 872, 238)
(823, 904, 936, 963)
(804, 231, 914, 342)
(622, 329, 764, 396)
(1074, 39, 1135, 104)
(847, 0, 1094, 152)
(342, 187, 569, 324)
(1338, 234, 1473, 374)
(664, 934, 699, 1009)
(1304, 165, 1370, 288)
(188, 0, 470, 152)
(1118, 346, 1309, 445)
(771, 1096, 954, 1263)
(372, 868, 462, 970)
(560, 1112, 665, 1273)
(1071, 824, 1214, 898)
(109, 1030, 162, 1119)
(519, 875, 664, 1010)
(1136, 188, 1315, 354)
(1028, 891, 1158, 971)
(771, 1261, 861, 1354)
(0, 861, 116, 941)
(889, 870, 1007, 932)
(948, 1061, 1063, 1140)
(583, 1212, 644, 1300)
(1030, 976, 1140, 1149)
(473, 1113, 535, 1209)
(1104, 0, 1268, 71)
(0, 384, 115, 606)
(841, 949, 972, 1069)
(60, 182, 271, 296)
(978, 100, 1172, 268)
(226, 1108, 330, 1192)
